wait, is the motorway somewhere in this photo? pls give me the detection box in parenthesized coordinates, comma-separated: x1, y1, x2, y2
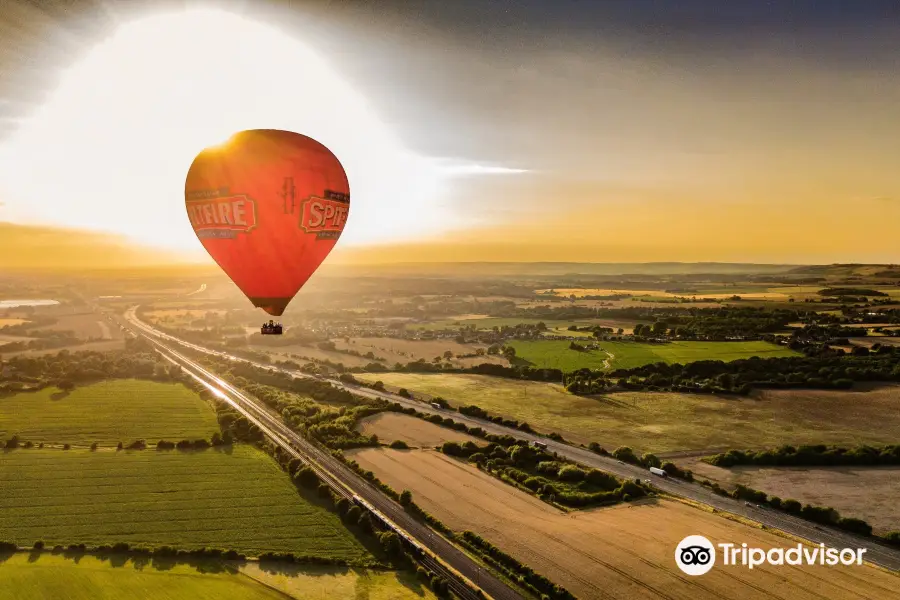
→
(122, 307, 900, 573)
(129, 315, 523, 600)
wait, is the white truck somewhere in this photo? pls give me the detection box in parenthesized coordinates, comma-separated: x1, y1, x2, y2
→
(649, 466, 668, 478)
(531, 441, 548, 450)
(430, 402, 443, 410)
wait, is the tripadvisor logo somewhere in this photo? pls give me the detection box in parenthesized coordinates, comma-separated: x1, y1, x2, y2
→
(675, 535, 868, 575)
(675, 535, 716, 576)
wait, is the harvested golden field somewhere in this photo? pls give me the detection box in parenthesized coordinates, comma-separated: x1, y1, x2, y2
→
(0, 318, 27, 327)
(356, 413, 481, 447)
(348, 448, 897, 600)
(356, 374, 900, 453)
(686, 461, 900, 533)
(335, 337, 505, 368)
(249, 344, 373, 368)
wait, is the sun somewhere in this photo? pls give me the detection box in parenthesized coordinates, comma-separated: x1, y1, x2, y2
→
(0, 8, 457, 252)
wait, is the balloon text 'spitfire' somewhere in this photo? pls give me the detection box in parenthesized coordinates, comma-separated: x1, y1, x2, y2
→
(300, 197, 348, 234)
(187, 196, 257, 232)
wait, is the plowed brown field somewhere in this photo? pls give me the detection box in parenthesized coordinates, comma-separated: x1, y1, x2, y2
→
(346, 448, 898, 600)
(355, 413, 480, 447)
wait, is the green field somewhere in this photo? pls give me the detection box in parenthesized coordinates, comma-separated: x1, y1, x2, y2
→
(0, 553, 283, 600)
(509, 339, 799, 371)
(0, 380, 219, 446)
(0, 446, 371, 560)
(356, 373, 900, 453)
(0, 554, 433, 600)
(508, 340, 611, 370)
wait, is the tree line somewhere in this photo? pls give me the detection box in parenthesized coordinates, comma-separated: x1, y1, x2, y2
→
(707, 444, 900, 468)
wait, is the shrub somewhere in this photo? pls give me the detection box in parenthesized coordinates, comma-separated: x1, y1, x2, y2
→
(612, 446, 639, 464)
(838, 517, 872, 536)
(400, 490, 412, 507)
(346, 505, 362, 523)
(294, 466, 320, 489)
(557, 465, 586, 482)
(389, 440, 409, 450)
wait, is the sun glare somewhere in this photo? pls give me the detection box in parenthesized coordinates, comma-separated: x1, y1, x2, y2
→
(0, 9, 496, 252)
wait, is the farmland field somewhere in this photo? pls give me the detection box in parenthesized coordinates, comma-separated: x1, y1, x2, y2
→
(536, 287, 809, 300)
(408, 318, 595, 330)
(0, 553, 284, 600)
(507, 340, 611, 370)
(0, 340, 126, 357)
(348, 448, 897, 600)
(356, 412, 481, 447)
(0, 553, 434, 600)
(334, 337, 506, 368)
(355, 374, 900, 453)
(32, 313, 119, 340)
(249, 344, 374, 368)
(509, 340, 799, 372)
(0, 380, 219, 446)
(685, 461, 900, 533)
(240, 562, 436, 600)
(0, 445, 372, 560)
(0, 318, 27, 327)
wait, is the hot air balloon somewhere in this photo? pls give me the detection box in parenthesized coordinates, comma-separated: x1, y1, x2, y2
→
(184, 129, 349, 334)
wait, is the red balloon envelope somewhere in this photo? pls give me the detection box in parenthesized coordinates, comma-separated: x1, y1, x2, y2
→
(185, 129, 350, 316)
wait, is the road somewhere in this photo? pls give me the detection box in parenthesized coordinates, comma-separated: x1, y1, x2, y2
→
(122, 307, 900, 573)
(130, 316, 522, 600)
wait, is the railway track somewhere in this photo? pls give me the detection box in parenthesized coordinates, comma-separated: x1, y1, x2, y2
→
(141, 334, 521, 600)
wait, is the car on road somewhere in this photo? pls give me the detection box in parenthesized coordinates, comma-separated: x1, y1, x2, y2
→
(745, 502, 753, 507)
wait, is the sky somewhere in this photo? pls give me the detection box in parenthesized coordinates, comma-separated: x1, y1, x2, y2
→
(0, 0, 899, 265)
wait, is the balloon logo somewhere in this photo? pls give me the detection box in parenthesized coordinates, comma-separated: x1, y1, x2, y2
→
(185, 129, 350, 316)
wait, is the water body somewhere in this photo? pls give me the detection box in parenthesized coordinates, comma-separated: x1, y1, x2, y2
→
(0, 299, 60, 308)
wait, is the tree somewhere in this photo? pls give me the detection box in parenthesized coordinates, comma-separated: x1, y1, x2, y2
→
(379, 531, 402, 556)
(503, 346, 517, 359)
(358, 511, 374, 533)
(335, 497, 351, 516)
(398, 388, 411, 398)
(58, 380, 75, 392)
(443, 350, 453, 360)
(346, 505, 362, 523)
(399, 490, 412, 507)
(641, 453, 661, 468)
(294, 466, 320, 488)
(612, 446, 639, 464)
